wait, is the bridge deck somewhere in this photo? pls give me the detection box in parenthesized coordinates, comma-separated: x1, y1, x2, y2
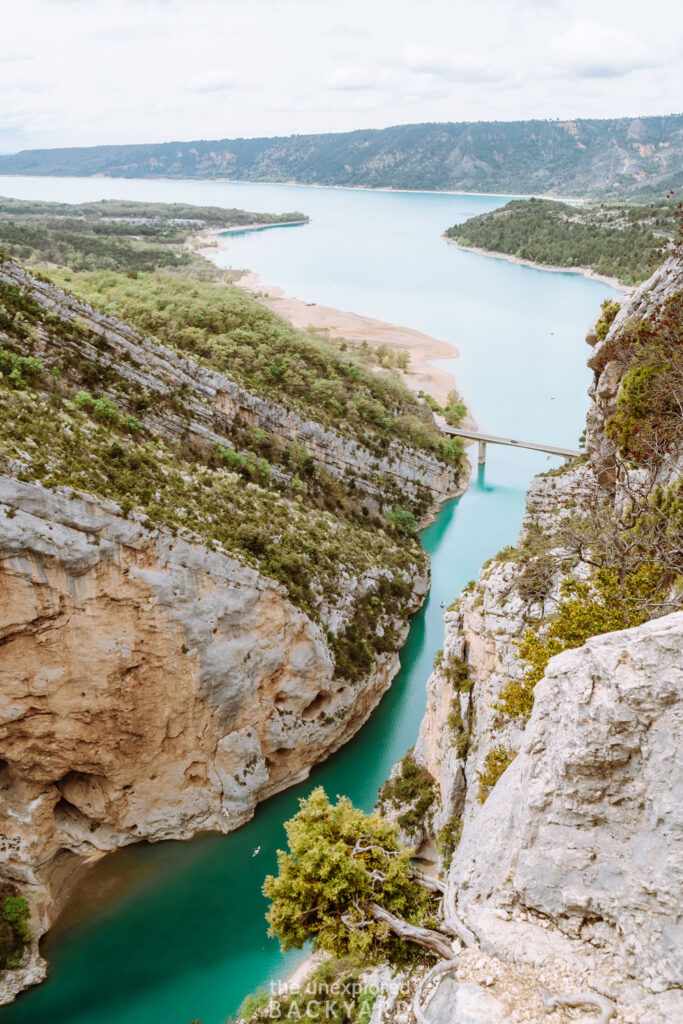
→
(441, 426, 581, 459)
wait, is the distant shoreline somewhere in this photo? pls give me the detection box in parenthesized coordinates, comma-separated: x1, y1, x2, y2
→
(222, 219, 309, 233)
(444, 238, 631, 292)
(0, 171, 584, 205)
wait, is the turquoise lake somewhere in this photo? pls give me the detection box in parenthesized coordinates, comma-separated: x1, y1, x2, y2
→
(0, 175, 620, 1023)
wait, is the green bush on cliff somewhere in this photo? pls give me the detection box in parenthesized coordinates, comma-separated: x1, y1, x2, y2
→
(377, 750, 437, 832)
(436, 814, 463, 869)
(495, 565, 667, 722)
(0, 345, 43, 389)
(594, 298, 620, 341)
(0, 896, 31, 970)
(476, 745, 516, 803)
(605, 292, 683, 465)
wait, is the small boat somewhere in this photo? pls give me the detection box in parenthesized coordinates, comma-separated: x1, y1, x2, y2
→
(440, 601, 445, 607)
(252, 846, 261, 857)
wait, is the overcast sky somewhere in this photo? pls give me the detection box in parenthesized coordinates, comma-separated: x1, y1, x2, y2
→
(2, 0, 681, 153)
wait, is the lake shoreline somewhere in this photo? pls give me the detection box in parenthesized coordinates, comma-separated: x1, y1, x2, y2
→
(0, 171, 584, 205)
(444, 238, 632, 292)
(222, 219, 309, 233)
(235, 269, 473, 416)
(196, 227, 477, 419)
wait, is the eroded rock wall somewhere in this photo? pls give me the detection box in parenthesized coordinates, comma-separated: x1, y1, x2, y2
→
(406, 256, 683, 1021)
(449, 613, 683, 1023)
(0, 476, 426, 1001)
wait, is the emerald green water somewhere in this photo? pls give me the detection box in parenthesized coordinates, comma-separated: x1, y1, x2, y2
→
(0, 175, 619, 1023)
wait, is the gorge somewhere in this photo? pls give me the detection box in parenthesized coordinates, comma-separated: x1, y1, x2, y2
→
(0, 176, 635, 1023)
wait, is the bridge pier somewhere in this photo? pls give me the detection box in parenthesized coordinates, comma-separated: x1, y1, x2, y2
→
(478, 440, 486, 465)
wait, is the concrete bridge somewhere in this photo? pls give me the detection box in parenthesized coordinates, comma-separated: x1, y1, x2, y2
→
(441, 426, 581, 465)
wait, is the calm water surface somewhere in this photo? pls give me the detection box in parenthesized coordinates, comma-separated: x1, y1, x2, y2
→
(0, 175, 619, 1024)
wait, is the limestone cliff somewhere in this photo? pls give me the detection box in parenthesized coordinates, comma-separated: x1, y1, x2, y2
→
(397, 255, 683, 1023)
(0, 476, 427, 1002)
(0, 258, 461, 1002)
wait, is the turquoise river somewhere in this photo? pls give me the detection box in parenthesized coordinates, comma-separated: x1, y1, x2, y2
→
(0, 175, 620, 1024)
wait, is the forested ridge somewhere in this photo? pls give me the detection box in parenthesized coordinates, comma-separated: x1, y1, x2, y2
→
(446, 197, 679, 285)
(0, 198, 306, 273)
(1, 115, 682, 198)
(0, 196, 466, 679)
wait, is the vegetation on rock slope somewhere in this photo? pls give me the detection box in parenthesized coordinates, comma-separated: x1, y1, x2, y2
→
(0, 198, 466, 681)
(45, 266, 462, 462)
(446, 197, 679, 285)
(0, 895, 31, 971)
(0, 197, 306, 274)
(264, 788, 443, 967)
(2, 115, 682, 198)
(493, 285, 683, 724)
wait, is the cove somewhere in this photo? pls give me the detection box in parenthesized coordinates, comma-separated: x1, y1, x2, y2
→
(0, 175, 620, 1024)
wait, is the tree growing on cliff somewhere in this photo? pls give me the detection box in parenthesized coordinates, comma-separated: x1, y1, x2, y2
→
(263, 788, 454, 968)
(0, 896, 31, 970)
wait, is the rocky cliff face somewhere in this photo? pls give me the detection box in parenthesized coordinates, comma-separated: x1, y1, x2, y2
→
(0, 260, 462, 516)
(448, 612, 682, 1021)
(402, 257, 683, 1022)
(0, 259, 459, 1003)
(0, 477, 428, 1005)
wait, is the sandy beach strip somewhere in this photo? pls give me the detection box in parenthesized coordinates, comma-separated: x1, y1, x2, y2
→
(445, 238, 631, 292)
(190, 226, 477, 426)
(233, 270, 470, 410)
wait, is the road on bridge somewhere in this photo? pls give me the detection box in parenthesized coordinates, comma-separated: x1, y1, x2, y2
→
(441, 425, 581, 464)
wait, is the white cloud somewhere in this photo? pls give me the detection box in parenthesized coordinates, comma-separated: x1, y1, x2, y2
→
(0, 0, 679, 149)
(187, 69, 236, 92)
(403, 45, 507, 83)
(549, 18, 657, 78)
(325, 66, 395, 91)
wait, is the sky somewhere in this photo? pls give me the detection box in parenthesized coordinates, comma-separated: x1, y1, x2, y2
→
(1, 0, 682, 153)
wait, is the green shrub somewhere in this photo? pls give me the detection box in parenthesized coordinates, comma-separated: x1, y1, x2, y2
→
(0, 346, 43, 388)
(476, 745, 516, 803)
(496, 565, 664, 722)
(436, 815, 462, 869)
(237, 988, 270, 1019)
(386, 504, 417, 534)
(0, 896, 32, 970)
(595, 298, 620, 341)
(378, 751, 436, 832)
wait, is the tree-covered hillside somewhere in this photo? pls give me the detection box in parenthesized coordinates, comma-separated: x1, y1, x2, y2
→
(446, 198, 679, 285)
(0, 197, 467, 679)
(0, 197, 306, 273)
(1, 115, 682, 198)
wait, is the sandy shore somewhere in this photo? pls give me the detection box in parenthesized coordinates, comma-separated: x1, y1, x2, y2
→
(445, 238, 631, 292)
(191, 226, 478, 423)
(234, 270, 472, 409)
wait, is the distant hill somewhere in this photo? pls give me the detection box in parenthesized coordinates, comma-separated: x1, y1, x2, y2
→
(1, 116, 682, 198)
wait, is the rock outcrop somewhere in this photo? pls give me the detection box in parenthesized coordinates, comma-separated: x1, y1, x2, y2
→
(0, 474, 428, 1002)
(1, 258, 460, 1003)
(450, 613, 683, 1023)
(401, 255, 683, 1022)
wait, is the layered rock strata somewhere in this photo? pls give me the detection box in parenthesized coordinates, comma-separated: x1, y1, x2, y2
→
(0, 474, 428, 1001)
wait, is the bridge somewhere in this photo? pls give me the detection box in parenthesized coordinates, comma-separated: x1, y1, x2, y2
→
(441, 426, 581, 465)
